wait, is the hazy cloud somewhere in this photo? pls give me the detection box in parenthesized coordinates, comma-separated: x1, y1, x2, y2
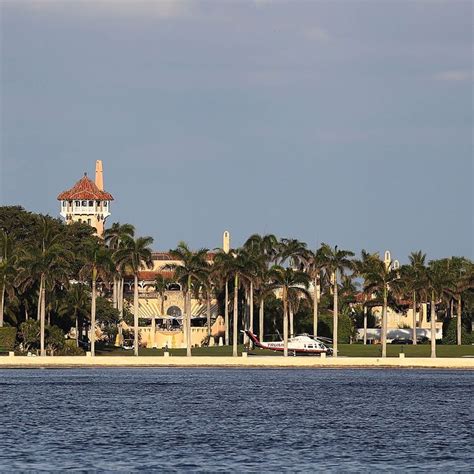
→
(9, 0, 194, 19)
(304, 26, 330, 42)
(433, 70, 473, 82)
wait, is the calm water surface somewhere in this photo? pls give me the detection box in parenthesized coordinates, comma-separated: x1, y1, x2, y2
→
(0, 368, 472, 472)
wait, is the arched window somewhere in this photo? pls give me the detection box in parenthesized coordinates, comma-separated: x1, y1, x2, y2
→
(166, 306, 182, 317)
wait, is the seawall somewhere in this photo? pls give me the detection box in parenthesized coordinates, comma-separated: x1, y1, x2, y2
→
(0, 355, 473, 369)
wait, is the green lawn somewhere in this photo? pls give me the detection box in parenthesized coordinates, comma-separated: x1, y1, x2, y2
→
(96, 343, 474, 358)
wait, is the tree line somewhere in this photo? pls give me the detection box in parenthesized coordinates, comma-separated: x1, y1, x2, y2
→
(1, 206, 473, 357)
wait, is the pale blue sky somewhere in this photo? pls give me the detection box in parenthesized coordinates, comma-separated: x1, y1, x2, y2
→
(1, 0, 472, 260)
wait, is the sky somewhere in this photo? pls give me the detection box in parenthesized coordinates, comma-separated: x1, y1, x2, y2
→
(0, 0, 472, 260)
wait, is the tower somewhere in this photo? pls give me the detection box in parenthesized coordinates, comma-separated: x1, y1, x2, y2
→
(57, 160, 113, 237)
(223, 230, 230, 253)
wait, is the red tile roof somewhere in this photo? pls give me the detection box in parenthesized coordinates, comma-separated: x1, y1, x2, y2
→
(57, 174, 114, 201)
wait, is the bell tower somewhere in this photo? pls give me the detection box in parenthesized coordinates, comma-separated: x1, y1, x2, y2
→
(57, 161, 114, 237)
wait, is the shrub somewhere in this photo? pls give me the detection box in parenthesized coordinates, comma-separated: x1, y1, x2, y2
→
(443, 318, 472, 345)
(59, 343, 85, 356)
(318, 312, 355, 344)
(19, 320, 41, 352)
(46, 325, 66, 354)
(0, 327, 17, 351)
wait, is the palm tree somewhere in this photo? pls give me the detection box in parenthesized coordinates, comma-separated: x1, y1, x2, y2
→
(445, 257, 473, 345)
(363, 254, 402, 358)
(212, 250, 233, 345)
(220, 248, 255, 357)
(321, 244, 354, 357)
(354, 250, 381, 344)
(166, 242, 209, 357)
(278, 238, 307, 268)
(426, 259, 454, 358)
(254, 268, 275, 343)
(244, 234, 279, 339)
(79, 241, 114, 356)
(303, 246, 328, 338)
(114, 235, 154, 356)
(59, 283, 90, 348)
(0, 230, 19, 327)
(400, 251, 427, 345)
(105, 222, 135, 313)
(269, 266, 310, 356)
(17, 218, 72, 356)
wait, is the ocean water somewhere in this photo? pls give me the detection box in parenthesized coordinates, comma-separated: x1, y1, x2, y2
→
(0, 368, 472, 472)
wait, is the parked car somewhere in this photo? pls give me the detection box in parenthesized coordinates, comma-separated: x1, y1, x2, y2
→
(391, 338, 413, 344)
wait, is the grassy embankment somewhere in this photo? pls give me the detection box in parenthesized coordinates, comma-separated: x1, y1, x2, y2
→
(96, 344, 474, 358)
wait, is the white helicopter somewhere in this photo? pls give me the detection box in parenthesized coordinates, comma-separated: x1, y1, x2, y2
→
(245, 330, 333, 356)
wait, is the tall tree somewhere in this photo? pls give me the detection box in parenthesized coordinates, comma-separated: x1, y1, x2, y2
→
(400, 251, 427, 345)
(114, 235, 154, 356)
(0, 230, 18, 327)
(79, 242, 114, 356)
(303, 246, 328, 338)
(362, 254, 402, 358)
(354, 250, 382, 344)
(105, 222, 135, 313)
(166, 242, 209, 357)
(17, 218, 72, 356)
(219, 248, 255, 357)
(243, 234, 279, 344)
(269, 266, 310, 356)
(321, 244, 354, 357)
(426, 259, 454, 358)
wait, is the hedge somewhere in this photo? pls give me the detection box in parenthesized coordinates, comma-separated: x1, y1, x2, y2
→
(0, 327, 17, 351)
(318, 313, 355, 344)
(443, 318, 473, 345)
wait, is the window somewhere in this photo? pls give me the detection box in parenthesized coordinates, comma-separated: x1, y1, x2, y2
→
(88, 201, 93, 207)
(87, 219, 91, 225)
(75, 201, 80, 206)
(104, 202, 108, 207)
(82, 201, 87, 206)
(78, 219, 82, 223)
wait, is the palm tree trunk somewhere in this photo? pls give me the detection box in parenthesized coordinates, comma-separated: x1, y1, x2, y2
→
(243, 288, 249, 345)
(457, 295, 462, 345)
(91, 278, 96, 356)
(249, 281, 254, 349)
(40, 274, 46, 356)
(37, 278, 43, 321)
(333, 272, 338, 358)
(151, 315, 156, 349)
(112, 276, 116, 309)
(187, 280, 192, 357)
(183, 290, 188, 348)
(206, 290, 211, 338)
(133, 274, 139, 356)
(259, 297, 264, 341)
(119, 278, 124, 318)
(313, 277, 318, 337)
(233, 274, 239, 357)
(382, 285, 388, 358)
(75, 314, 79, 348)
(430, 293, 436, 358)
(363, 305, 367, 345)
(412, 291, 417, 345)
(225, 279, 229, 346)
(289, 306, 294, 338)
(283, 287, 288, 357)
(0, 284, 5, 327)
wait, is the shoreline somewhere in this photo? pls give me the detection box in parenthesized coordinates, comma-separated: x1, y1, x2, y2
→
(0, 356, 473, 369)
